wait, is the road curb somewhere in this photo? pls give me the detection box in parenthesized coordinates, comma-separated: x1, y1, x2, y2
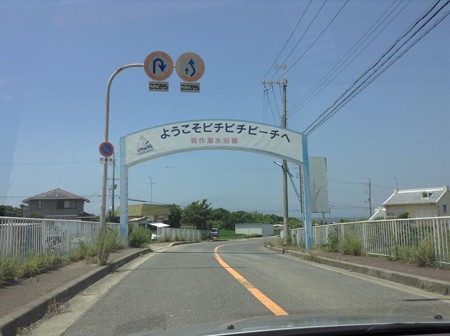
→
(168, 241, 200, 247)
(267, 246, 449, 296)
(0, 248, 151, 336)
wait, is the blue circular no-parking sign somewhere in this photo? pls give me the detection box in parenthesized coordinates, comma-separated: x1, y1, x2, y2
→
(99, 141, 114, 158)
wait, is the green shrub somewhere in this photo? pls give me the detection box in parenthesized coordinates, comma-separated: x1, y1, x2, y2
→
(264, 240, 273, 247)
(389, 246, 414, 263)
(69, 241, 89, 262)
(0, 252, 63, 286)
(160, 236, 172, 242)
(0, 257, 18, 287)
(414, 236, 435, 267)
(321, 232, 340, 252)
(244, 234, 263, 238)
(96, 229, 121, 266)
(341, 233, 363, 256)
(129, 227, 152, 248)
(18, 253, 41, 278)
(17, 252, 62, 278)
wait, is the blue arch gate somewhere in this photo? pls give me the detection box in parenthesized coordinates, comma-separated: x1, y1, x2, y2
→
(119, 119, 313, 248)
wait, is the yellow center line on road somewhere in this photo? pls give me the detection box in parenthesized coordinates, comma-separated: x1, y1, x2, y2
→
(214, 245, 288, 316)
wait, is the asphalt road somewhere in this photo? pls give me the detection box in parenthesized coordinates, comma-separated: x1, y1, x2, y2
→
(32, 239, 450, 336)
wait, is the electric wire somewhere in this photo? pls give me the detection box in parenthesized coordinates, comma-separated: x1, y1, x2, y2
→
(287, 0, 410, 118)
(263, 0, 313, 79)
(270, 0, 328, 79)
(265, 87, 279, 125)
(271, 84, 282, 121)
(304, 0, 450, 135)
(282, 0, 350, 79)
(262, 87, 268, 123)
(306, 5, 450, 134)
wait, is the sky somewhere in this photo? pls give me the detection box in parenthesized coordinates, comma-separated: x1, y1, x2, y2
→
(1, 0, 449, 220)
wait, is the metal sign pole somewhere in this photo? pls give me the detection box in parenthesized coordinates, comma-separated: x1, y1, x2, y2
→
(120, 137, 129, 243)
(100, 64, 143, 233)
(302, 134, 313, 249)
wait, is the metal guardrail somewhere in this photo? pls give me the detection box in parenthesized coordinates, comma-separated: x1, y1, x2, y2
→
(291, 216, 450, 265)
(0, 217, 120, 260)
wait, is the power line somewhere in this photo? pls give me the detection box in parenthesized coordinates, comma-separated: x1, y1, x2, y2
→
(262, 87, 268, 123)
(287, 0, 410, 118)
(271, 84, 281, 120)
(145, 164, 278, 170)
(263, 87, 279, 124)
(271, 0, 328, 79)
(306, 5, 450, 134)
(328, 176, 366, 186)
(263, 0, 313, 79)
(329, 201, 368, 210)
(282, 0, 350, 78)
(0, 161, 98, 165)
(328, 176, 397, 192)
(304, 0, 450, 135)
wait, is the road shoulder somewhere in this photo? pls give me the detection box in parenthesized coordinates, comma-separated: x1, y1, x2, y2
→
(266, 246, 450, 296)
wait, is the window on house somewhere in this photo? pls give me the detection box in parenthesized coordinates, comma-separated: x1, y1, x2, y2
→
(37, 200, 42, 210)
(443, 204, 447, 214)
(421, 192, 432, 199)
(57, 200, 77, 209)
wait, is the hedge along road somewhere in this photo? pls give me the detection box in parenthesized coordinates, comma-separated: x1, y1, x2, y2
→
(33, 239, 450, 336)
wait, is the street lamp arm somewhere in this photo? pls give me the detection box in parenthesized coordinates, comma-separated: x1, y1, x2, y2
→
(104, 63, 144, 141)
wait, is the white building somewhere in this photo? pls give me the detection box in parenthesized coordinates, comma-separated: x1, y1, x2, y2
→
(235, 223, 274, 236)
(377, 186, 450, 219)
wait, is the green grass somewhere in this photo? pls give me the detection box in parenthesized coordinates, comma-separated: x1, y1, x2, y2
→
(217, 230, 263, 239)
(217, 229, 246, 239)
(0, 252, 63, 287)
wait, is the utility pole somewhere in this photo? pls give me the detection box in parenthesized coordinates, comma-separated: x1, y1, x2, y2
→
(263, 64, 288, 244)
(368, 178, 372, 218)
(148, 176, 155, 204)
(111, 154, 116, 216)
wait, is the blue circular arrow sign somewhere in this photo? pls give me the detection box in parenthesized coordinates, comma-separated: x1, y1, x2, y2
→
(99, 141, 114, 158)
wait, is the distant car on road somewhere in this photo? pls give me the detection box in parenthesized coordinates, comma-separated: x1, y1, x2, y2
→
(209, 228, 219, 240)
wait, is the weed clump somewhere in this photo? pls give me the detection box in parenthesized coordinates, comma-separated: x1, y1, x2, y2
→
(340, 233, 363, 256)
(321, 232, 340, 252)
(414, 236, 435, 267)
(128, 227, 152, 248)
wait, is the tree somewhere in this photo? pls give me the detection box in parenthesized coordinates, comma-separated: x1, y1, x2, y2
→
(0, 205, 23, 217)
(181, 199, 213, 230)
(107, 210, 119, 223)
(288, 217, 303, 228)
(229, 210, 252, 224)
(169, 204, 182, 228)
(211, 208, 234, 230)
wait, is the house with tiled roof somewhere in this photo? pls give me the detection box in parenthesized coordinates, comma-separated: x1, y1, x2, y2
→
(380, 186, 449, 219)
(22, 188, 92, 220)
